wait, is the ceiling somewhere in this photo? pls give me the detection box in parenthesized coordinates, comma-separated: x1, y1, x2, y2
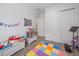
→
(25, 3, 59, 14)
(26, 3, 59, 10)
(26, 3, 57, 9)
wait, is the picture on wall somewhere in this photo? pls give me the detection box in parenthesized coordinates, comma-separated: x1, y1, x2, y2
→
(24, 18, 32, 26)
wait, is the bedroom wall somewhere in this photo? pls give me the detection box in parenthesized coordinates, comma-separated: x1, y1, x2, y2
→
(45, 4, 79, 44)
(0, 3, 36, 42)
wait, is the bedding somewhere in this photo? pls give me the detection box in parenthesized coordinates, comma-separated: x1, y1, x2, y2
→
(26, 41, 67, 56)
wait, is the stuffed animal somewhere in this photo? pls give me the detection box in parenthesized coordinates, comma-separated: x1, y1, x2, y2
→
(0, 44, 4, 49)
(64, 44, 72, 53)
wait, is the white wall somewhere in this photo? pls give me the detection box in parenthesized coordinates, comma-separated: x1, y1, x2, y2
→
(45, 4, 79, 44)
(0, 3, 36, 42)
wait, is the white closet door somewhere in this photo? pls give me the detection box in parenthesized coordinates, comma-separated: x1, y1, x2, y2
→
(45, 11, 61, 42)
(37, 16, 45, 36)
(61, 8, 75, 44)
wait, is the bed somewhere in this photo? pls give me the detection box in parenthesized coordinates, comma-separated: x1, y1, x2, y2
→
(26, 40, 67, 56)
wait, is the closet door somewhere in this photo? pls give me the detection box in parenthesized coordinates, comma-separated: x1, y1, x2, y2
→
(45, 11, 61, 42)
(61, 8, 76, 44)
(37, 17, 45, 36)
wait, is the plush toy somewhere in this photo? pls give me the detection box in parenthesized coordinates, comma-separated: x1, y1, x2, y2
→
(0, 44, 4, 49)
(64, 44, 72, 53)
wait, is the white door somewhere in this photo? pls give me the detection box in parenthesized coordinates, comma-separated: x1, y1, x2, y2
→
(61, 8, 76, 44)
(45, 11, 61, 42)
(37, 16, 45, 37)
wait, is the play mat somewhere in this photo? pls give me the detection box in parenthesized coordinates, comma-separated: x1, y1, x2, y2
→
(26, 40, 67, 56)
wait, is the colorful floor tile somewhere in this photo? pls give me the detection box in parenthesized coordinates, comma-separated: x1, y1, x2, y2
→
(26, 41, 66, 56)
(39, 47, 45, 52)
(36, 50, 48, 56)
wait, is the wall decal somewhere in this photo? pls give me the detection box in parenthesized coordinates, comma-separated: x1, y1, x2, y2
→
(0, 22, 20, 27)
(24, 18, 28, 26)
(4, 24, 7, 27)
(0, 22, 4, 26)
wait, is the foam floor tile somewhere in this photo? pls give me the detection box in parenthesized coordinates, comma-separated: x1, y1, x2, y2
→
(36, 50, 48, 56)
(38, 43, 44, 46)
(53, 45, 60, 50)
(44, 49, 52, 55)
(58, 51, 65, 56)
(26, 41, 66, 56)
(39, 47, 46, 52)
(51, 52, 58, 56)
(32, 48, 38, 53)
(35, 45, 41, 49)
(50, 48, 56, 52)
(42, 44, 47, 48)
(26, 51, 37, 56)
(47, 46, 52, 51)
(53, 49, 60, 55)
(48, 44, 53, 47)
(45, 42, 49, 46)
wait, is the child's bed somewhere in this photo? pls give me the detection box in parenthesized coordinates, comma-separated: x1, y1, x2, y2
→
(26, 40, 67, 56)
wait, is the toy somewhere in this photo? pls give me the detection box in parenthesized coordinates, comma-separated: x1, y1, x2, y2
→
(64, 44, 72, 53)
(0, 44, 4, 49)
